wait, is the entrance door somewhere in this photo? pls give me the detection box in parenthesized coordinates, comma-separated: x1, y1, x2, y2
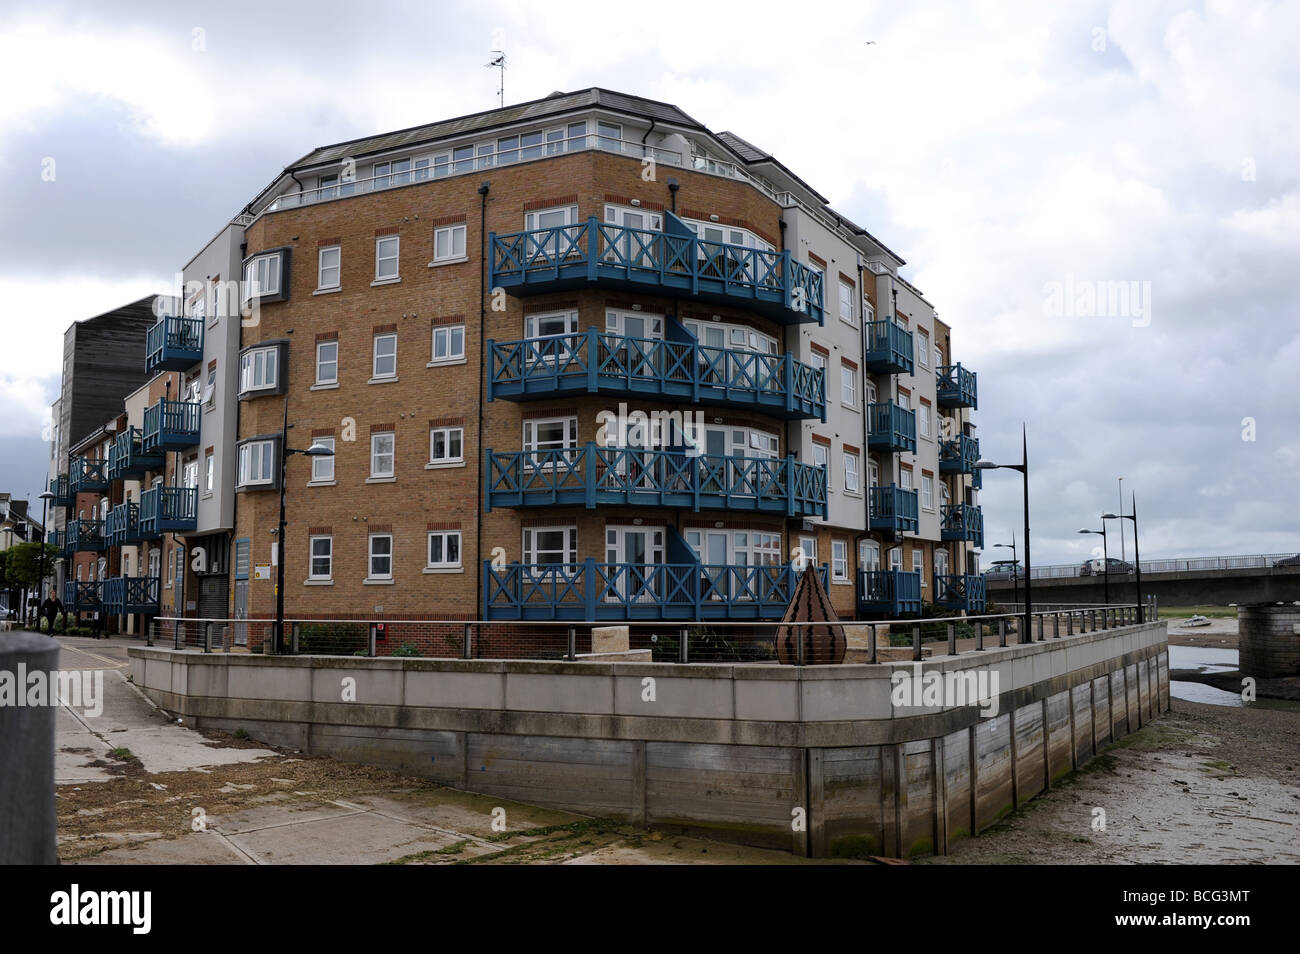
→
(604, 205, 663, 268)
(605, 526, 664, 603)
(604, 311, 663, 380)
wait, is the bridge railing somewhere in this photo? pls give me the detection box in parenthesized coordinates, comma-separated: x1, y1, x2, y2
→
(1009, 552, 1297, 580)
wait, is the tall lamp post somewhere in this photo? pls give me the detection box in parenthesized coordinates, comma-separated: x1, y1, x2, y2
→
(37, 490, 54, 627)
(273, 428, 335, 655)
(1077, 524, 1109, 605)
(1104, 492, 1142, 620)
(993, 531, 1018, 609)
(975, 425, 1032, 643)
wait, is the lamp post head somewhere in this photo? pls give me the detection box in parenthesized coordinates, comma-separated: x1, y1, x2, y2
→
(1077, 528, 1096, 534)
(39, 491, 54, 501)
(303, 442, 335, 457)
(1101, 512, 1119, 520)
(973, 460, 998, 470)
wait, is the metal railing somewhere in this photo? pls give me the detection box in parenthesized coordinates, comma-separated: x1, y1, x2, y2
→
(996, 551, 1299, 581)
(146, 599, 1155, 665)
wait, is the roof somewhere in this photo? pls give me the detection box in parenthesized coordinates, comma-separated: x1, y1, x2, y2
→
(716, 130, 770, 163)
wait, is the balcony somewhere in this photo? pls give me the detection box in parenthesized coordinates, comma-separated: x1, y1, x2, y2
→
(47, 529, 64, 554)
(102, 576, 160, 616)
(937, 363, 977, 409)
(68, 456, 108, 495)
(488, 329, 825, 420)
(142, 399, 201, 452)
(856, 569, 923, 617)
(66, 518, 106, 553)
(50, 474, 72, 507)
(939, 434, 980, 475)
(868, 484, 919, 534)
(145, 316, 204, 374)
(485, 445, 827, 519)
(140, 485, 198, 535)
(489, 215, 824, 325)
(863, 320, 914, 374)
(935, 574, 987, 613)
(108, 426, 165, 481)
(867, 402, 917, 454)
(106, 502, 154, 546)
(941, 503, 984, 547)
(484, 559, 827, 621)
(63, 580, 103, 611)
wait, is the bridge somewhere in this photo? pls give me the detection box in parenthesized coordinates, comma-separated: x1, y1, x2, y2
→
(987, 551, 1300, 607)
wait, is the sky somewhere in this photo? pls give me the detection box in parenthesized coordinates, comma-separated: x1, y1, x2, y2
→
(1, 0, 1296, 565)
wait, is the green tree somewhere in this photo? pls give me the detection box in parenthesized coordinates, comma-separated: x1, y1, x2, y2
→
(5, 542, 58, 589)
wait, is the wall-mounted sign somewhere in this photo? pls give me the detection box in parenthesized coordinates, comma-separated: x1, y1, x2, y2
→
(254, 564, 271, 581)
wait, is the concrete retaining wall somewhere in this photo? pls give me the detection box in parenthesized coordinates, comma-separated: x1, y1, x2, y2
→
(129, 620, 1169, 858)
(1239, 604, 1300, 677)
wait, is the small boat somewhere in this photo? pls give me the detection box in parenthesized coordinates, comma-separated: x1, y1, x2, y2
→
(1182, 614, 1211, 627)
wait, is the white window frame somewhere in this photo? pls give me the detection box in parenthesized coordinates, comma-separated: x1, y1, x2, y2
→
(797, 535, 817, 572)
(372, 333, 397, 381)
(844, 452, 861, 495)
(310, 437, 335, 484)
(832, 540, 849, 582)
(523, 416, 578, 454)
(913, 549, 925, 586)
(204, 451, 214, 494)
(430, 325, 465, 365)
(919, 402, 931, 439)
(840, 364, 857, 408)
(432, 224, 467, 263)
(315, 340, 338, 386)
(308, 535, 333, 581)
(239, 346, 278, 394)
(370, 432, 395, 479)
(917, 328, 930, 367)
(242, 252, 281, 301)
(367, 533, 393, 581)
(429, 427, 464, 466)
(838, 280, 856, 325)
(900, 468, 914, 491)
(522, 526, 577, 566)
(426, 530, 462, 571)
(317, 245, 340, 291)
(922, 474, 935, 510)
(374, 236, 400, 283)
(812, 442, 830, 492)
(237, 439, 275, 488)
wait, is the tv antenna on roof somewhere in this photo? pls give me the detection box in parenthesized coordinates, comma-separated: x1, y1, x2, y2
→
(486, 51, 506, 108)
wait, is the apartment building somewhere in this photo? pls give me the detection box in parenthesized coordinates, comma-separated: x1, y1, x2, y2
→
(226, 88, 983, 631)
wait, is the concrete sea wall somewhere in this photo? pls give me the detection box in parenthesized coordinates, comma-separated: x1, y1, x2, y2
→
(129, 620, 1168, 858)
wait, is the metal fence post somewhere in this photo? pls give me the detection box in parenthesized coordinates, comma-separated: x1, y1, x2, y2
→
(869, 624, 878, 664)
(1067, 612, 1074, 636)
(946, 622, 956, 656)
(1052, 613, 1059, 639)
(463, 622, 472, 660)
(998, 618, 1007, 648)
(1036, 615, 1044, 641)
(796, 621, 805, 666)
(567, 625, 576, 661)
(912, 625, 922, 662)
(975, 621, 984, 652)
(679, 626, 688, 665)
(291, 622, 300, 655)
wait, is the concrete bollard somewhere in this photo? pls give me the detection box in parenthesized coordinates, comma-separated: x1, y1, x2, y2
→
(0, 631, 58, 864)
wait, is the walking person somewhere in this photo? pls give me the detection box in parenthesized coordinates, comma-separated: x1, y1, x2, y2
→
(40, 594, 62, 635)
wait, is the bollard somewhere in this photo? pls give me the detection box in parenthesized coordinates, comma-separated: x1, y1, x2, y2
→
(975, 621, 984, 652)
(912, 626, 922, 662)
(0, 632, 57, 863)
(1053, 613, 1060, 639)
(463, 623, 472, 660)
(368, 624, 377, 657)
(1067, 612, 1074, 636)
(947, 623, 956, 656)
(1036, 615, 1044, 641)
(999, 618, 1007, 648)
(869, 624, 878, 664)
(567, 625, 576, 661)
(291, 622, 300, 655)
(679, 627, 688, 665)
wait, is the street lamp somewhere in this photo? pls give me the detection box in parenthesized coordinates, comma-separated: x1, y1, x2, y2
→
(1104, 491, 1143, 621)
(975, 424, 1032, 643)
(273, 434, 335, 654)
(1077, 524, 1109, 605)
(993, 531, 1018, 609)
(37, 490, 54, 630)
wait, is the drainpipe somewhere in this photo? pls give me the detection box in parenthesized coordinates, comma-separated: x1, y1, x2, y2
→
(667, 178, 679, 214)
(857, 261, 872, 585)
(475, 181, 490, 622)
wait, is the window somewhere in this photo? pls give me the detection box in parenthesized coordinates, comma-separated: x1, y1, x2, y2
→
(839, 280, 855, 324)
(373, 158, 411, 189)
(202, 367, 216, 407)
(913, 550, 925, 585)
(427, 531, 462, 569)
(844, 452, 861, 494)
(242, 252, 281, 301)
(309, 536, 332, 581)
(832, 540, 849, 582)
(919, 402, 931, 438)
(935, 548, 949, 579)
(546, 121, 586, 153)
(797, 536, 817, 571)
(935, 347, 943, 370)
(317, 174, 338, 200)
(523, 526, 576, 565)
(237, 439, 275, 487)
(239, 346, 278, 393)
(431, 325, 465, 363)
(429, 427, 463, 464)
(889, 546, 903, 572)
(840, 365, 857, 407)
(316, 341, 338, 385)
(204, 452, 214, 494)
(526, 311, 579, 339)
(524, 205, 579, 232)
(372, 333, 397, 379)
(917, 329, 930, 367)
(597, 122, 623, 151)
(523, 417, 578, 453)
(375, 236, 400, 281)
(311, 437, 335, 483)
(900, 468, 913, 491)
(922, 474, 935, 510)
(812, 442, 830, 491)
(860, 539, 881, 572)
(318, 245, 340, 290)
(809, 350, 827, 376)
(433, 225, 467, 262)
(370, 432, 394, 478)
(368, 534, 393, 579)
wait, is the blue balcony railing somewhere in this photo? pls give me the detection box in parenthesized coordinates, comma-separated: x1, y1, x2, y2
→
(935, 573, 987, 613)
(488, 329, 825, 420)
(68, 456, 109, 494)
(856, 569, 923, 616)
(106, 502, 153, 546)
(863, 320, 914, 374)
(484, 559, 828, 621)
(140, 485, 198, 535)
(50, 474, 72, 507)
(937, 363, 977, 409)
(142, 399, 201, 452)
(941, 503, 984, 547)
(867, 402, 917, 454)
(109, 426, 165, 481)
(102, 576, 160, 616)
(145, 315, 204, 375)
(66, 518, 106, 553)
(47, 529, 64, 553)
(486, 445, 827, 518)
(64, 580, 103, 610)
(868, 484, 919, 534)
(939, 434, 980, 475)
(489, 215, 824, 325)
